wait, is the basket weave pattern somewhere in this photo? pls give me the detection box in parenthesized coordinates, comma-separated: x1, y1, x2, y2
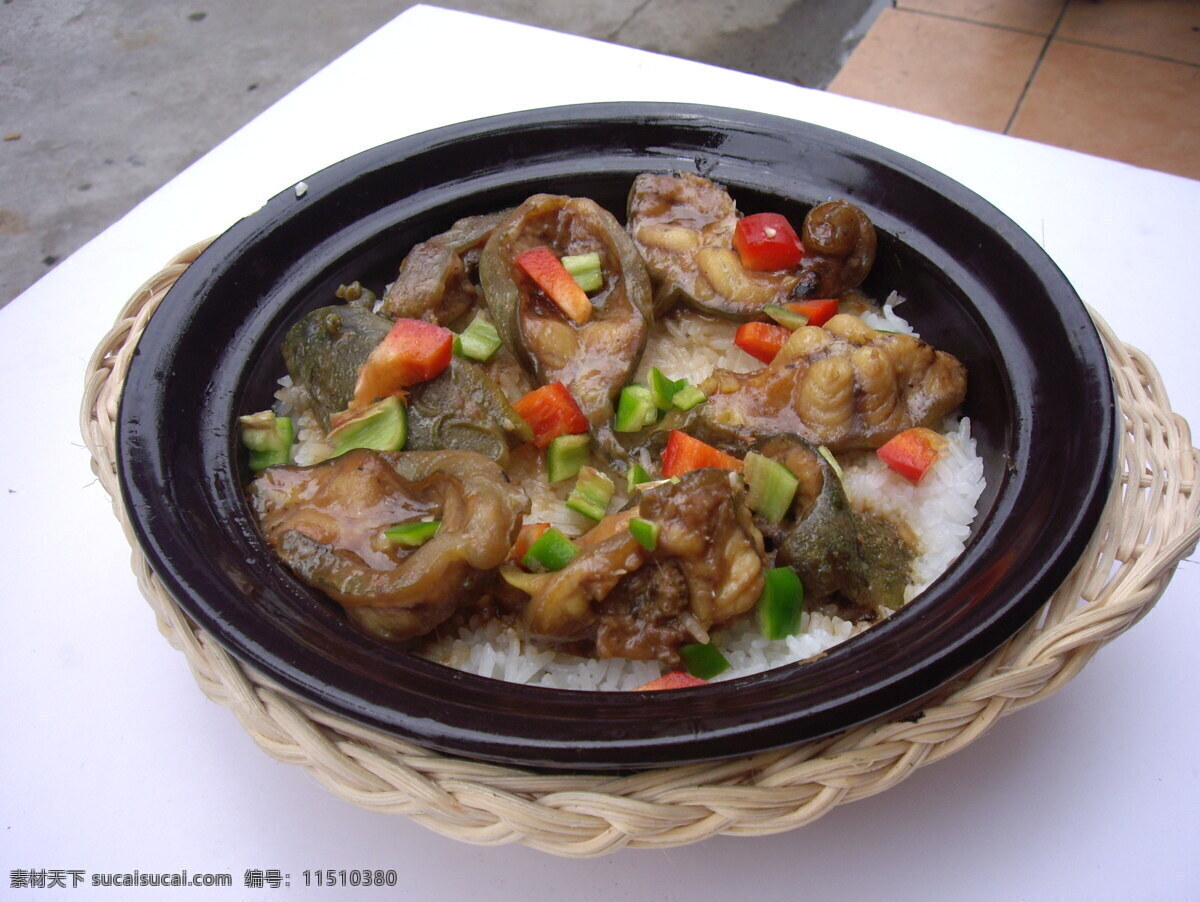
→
(81, 241, 1199, 857)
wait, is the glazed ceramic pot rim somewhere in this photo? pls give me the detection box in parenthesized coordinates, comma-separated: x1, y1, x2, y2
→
(117, 103, 1116, 770)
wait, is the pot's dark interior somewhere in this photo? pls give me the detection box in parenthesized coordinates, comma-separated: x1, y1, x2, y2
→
(118, 104, 1114, 770)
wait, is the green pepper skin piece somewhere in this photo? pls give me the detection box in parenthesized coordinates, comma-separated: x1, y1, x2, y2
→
(679, 643, 730, 680)
(615, 385, 657, 433)
(757, 566, 804, 639)
(671, 383, 707, 411)
(521, 527, 581, 572)
(384, 520, 441, 547)
(239, 411, 293, 471)
(743, 451, 799, 525)
(562, 252, 603, 292)
(625, 461, 653, 492)
(764, 303, 809, 330)
(546, 433, 590, 483)
(282, 304, 393, 430)
(566, 466, 615, 521)
(328, 395, 407, 457)
(647, 367, 684, 411)
(454, 313, 503, 362)
(628, 517, 660, 551)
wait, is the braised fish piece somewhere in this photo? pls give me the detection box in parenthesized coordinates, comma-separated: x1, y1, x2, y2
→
(250, 449, 529, 641)
(479, 193, 652, 450)
(379, 210, 510, 328)
(696, 313, 967, 452)
(627, 172, 800, 319)
(514, 469, 768, 666)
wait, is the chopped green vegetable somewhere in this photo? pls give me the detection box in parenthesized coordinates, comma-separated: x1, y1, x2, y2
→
(615, 384, 658, 432)
(679, 643, 730, 680)
(383, 519, 441, 547)
(671, 383, 707, 411)
(561, 252, 603, 293)
(566, 466, 615, 521)
(453, 312, 503, 362)
(763, 303, 809, 330)
(645, 366, 707, 412)
(647, 367, 685, 411)
(743, 451, 800, 524)
(546, 433, 590, 482)
(327, 395, 407, 457)
(628, 517, 660, 551)
(818, 444, 845, 482)
(520, 527, 580, 571)
(238, 410, 294, 471)
(758, 566, 804, 640)
(625, 460, 653, 493)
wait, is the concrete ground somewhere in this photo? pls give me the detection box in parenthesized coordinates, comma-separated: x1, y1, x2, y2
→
(0, 0, 885, 308)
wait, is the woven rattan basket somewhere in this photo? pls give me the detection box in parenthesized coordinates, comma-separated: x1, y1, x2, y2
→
(82, 240, 1199, 857)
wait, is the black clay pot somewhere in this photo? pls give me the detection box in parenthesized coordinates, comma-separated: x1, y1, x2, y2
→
(118, 104, 1115, 770)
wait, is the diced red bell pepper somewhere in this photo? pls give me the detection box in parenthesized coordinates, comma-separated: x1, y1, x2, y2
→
(876, 427, 948, 484)
(515, 245, 593, 325)
(785, 298, 839, 327)
(352, 318, 453, 408)
(733, 212, 804, 271)
(509, 522, 551, 567)
(633, 671, 709, 691)
(734, 321, 792, 364)
(661, 430, 743, 478)
(511, 381, 590, 448)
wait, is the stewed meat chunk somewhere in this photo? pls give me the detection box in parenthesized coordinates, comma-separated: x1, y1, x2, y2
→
(379, 210, 509, 328)
(696, 313, 967, 452)
(250, 449, 529, 641)
(517, 468, 768, 665)
(627, 172, 800, 319)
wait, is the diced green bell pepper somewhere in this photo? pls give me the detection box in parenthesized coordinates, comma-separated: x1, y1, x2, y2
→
(758, 566, 804, 640)
(238, 410, 294, 471)
(671, 383, 706, 411)
(520, 527, 580, 571)
(384, 519, 441, 547)
(743, 451, 800, 524)
(615, 384, 658, 432)
(647, 367, 684, 411)
(454, 312, 503, 362)
(561, 252, 603, 293)
(763, 303, 809, 330)
(547, 433, 590, 483)
(679, 643, 730, 680)
(566, 466, 615, 521)
(327, 395, 407, 457)
(628, 517, 660, 551)
(626, 460, 653, 493)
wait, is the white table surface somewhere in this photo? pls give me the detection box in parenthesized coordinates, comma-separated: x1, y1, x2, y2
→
(4, 5, 1197, 898)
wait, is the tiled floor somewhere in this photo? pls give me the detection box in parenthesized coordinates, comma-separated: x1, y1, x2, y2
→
(828, 0, 1200, 180)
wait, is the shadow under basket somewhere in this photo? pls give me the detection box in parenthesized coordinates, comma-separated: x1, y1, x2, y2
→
(82, 239, 1199, 858)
